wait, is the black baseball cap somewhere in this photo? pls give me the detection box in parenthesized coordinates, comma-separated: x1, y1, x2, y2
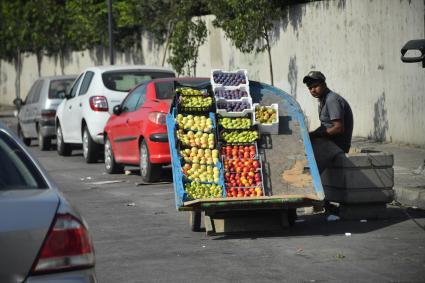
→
(303, 71, 326, 85)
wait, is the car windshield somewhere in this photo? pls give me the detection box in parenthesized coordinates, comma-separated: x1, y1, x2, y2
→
(48, 78, 76, 99)
(155, 80, 210, 100)
(102, 70, 175, 92)
(0, 131, 48, 190)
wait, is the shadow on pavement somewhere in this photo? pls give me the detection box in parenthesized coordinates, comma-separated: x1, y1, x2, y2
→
(210, 207, 425, 240)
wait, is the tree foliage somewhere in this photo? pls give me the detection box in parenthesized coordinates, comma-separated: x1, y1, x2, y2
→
(208, 0, 285, 85)
(168, 18, 207, 76)
(0, 0, 32, 62)
(0, 0, 300, 83)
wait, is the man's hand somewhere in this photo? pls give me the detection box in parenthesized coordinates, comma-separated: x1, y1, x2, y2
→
(309, 126, 328, 138)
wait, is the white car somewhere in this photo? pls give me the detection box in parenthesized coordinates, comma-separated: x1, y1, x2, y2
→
(55, 65, 175, 163)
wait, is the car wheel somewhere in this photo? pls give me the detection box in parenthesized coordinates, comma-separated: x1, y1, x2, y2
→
(38, 129, 51, 151)
(104, 136, 124, 174)
(56, 123, 72, 156)
(139, 139, 159, 182)
(17, 124, 31, 146)
(83, 126, 100, 164)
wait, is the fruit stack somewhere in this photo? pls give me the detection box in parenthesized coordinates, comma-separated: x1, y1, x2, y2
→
(173, 87, 224, 201)
(211, 70, 253, 118)
(209, 69, 265, 198)
(253, 103, 279, 134)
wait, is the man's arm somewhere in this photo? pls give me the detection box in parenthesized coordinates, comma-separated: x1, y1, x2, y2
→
(326, 119, 344, 135)
(309, 119, 344, 138)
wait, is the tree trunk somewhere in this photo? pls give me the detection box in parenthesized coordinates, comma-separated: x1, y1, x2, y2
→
(60, 51, 65, 75)
(14, 49, 22, 99)
(161, 22, 175, 66)
(36, 50, 43, 77)
(264, 28, 274, 86)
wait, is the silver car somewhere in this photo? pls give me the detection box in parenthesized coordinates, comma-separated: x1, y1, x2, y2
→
(0, 122, 97, 283)
(14, 75, 77, 150)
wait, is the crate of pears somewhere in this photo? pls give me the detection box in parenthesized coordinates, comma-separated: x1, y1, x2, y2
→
(253, 103, 279, 134)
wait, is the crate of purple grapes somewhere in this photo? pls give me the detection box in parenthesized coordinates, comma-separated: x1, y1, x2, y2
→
(216, 97, 253, 117)
(211, 69, 249, 89)
(214, 85, 250, 100)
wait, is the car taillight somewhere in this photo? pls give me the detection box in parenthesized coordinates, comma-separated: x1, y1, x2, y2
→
(148, 112, 167, 125)
(89, 96, 108, 111)
(30, 213, 95, 275)
(41, 109, 56, 119)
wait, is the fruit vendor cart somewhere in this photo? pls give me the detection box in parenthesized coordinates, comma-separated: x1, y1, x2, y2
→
(166, 71, 324, 233)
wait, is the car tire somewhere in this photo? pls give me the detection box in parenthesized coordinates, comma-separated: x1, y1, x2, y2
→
(104, 136, 124, 174)
(56, 123, 72, 156)
(17, 124, 31, 146)
(139, 139, 160, 182)
(83, 126, 100, 164)
(38, 129, 51, 151)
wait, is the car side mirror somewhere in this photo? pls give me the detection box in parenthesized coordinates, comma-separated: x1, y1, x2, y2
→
(113, 105, 122, 115)
(64, 92, 72, 100)
(56, 90, 67, 99)
(401, 39, 425, 68)
(13, 98, 24, 110)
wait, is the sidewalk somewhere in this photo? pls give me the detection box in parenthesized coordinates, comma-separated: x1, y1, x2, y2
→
(0, 105, 15, 118)
(352, 137, 425, 209)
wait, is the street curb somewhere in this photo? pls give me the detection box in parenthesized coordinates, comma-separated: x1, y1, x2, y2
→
(394, 185, 425, 209)
(0, 111, 15, 118)
(0, 107, 16, 118)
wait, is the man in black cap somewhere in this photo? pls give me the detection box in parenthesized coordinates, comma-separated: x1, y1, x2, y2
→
(303, 71, 354, 172)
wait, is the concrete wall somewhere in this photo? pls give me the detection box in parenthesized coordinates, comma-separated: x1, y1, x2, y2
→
(1, 0, 424, 146)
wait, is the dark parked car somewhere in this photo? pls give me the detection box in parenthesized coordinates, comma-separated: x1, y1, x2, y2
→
(0, 121, 97, 282)
(14, 75, 77, 150)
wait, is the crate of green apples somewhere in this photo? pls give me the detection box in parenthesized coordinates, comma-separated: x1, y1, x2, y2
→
(218, 116, 252, 130)
(176, 87, 214, 113)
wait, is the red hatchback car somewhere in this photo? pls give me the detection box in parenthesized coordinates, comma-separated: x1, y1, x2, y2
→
(104, 77, 209, 182)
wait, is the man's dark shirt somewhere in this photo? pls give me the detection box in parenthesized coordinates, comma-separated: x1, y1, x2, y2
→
(318, 90, 353, 153)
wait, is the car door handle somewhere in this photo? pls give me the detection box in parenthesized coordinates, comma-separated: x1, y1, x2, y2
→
(69, 105, 72, 109)
(79, 103, 82, 107)
(126, 119, 130, 124)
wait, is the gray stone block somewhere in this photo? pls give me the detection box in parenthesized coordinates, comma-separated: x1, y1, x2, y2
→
(321, 167, 394, 189)
(332, 151, 394, 168)
(339, 203, 389, 220)
(324, 186, 394, 204)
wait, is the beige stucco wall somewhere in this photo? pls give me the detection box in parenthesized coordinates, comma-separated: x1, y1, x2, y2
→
(0, 0, 424, 146)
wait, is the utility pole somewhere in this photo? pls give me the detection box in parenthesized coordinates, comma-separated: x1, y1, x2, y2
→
(108, 0, 114, 65)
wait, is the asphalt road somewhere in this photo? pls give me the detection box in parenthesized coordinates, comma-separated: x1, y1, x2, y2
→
(2, 117, 425, 283)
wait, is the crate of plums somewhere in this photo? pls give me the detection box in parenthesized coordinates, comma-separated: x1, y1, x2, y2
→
(211, 69, 249, 89)
(253, 103, 279, 135)
(214, 85, 250, 100)
(216, 97, 253, 117)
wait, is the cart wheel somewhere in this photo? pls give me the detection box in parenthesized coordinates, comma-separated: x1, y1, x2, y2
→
(190, 211, 202, 232)
(288, 209, 297, 226)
